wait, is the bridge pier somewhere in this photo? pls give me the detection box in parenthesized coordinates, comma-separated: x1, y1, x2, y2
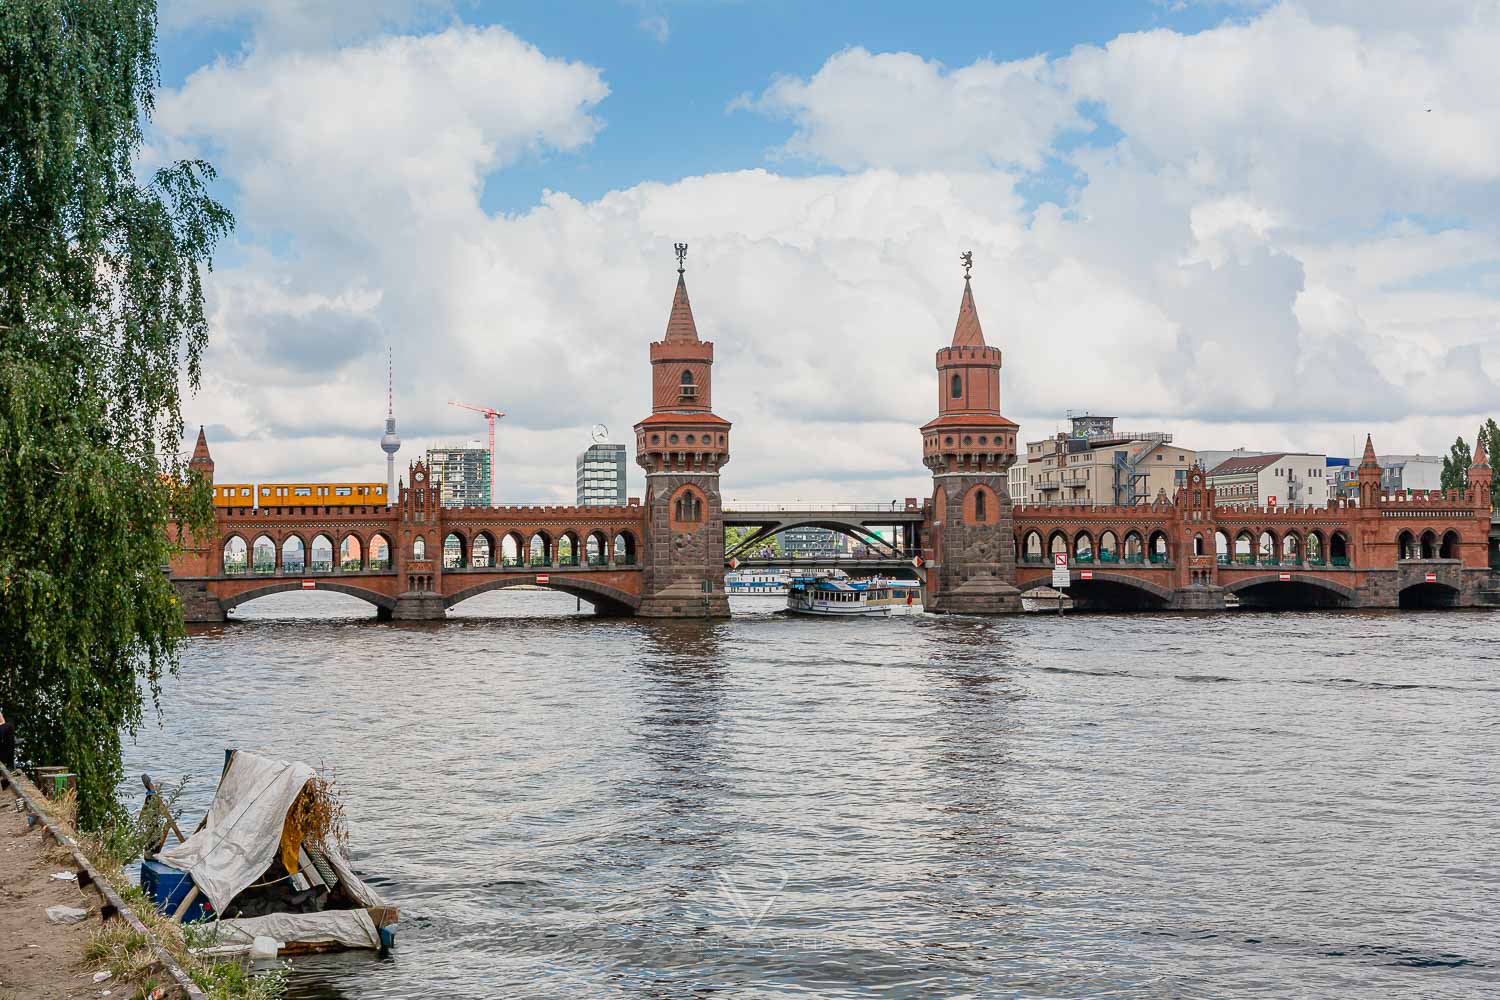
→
(1169, 585, 1227, 611)
(391, 591, 446, 621)
(173, 579, 227, 623)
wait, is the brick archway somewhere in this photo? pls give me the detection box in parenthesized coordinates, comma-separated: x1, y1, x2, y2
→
(443, 575, 640, 615)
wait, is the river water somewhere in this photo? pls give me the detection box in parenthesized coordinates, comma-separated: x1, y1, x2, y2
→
(123, 592, 1499, 999)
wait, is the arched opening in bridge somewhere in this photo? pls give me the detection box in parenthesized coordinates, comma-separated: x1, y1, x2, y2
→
(1396, 530, 1414, 560)
(311, 534, 334, 572)
(281, 535, 305, 573)
(613, 531, 637, 566)
(412, 536, 426, 561)
(1419, 530, 1437, 560)
(558, 532, 579, 567)
(1214, 530, 1229, 564)
(1192, 533, 1203, 557)
(1281, 532, 1301, 565)
(472, 532, 494, 568)
(340, 534, 363, 571)
(1074, 531, 1094, 563)
(369, 533, 391, 570)
(223, 536, 247, 575)
(1234, 531, 1253, 564)
(1329, 532, 1349, 565)
(1307, 531, 1325, 565)
(501, 532, 523, 567)
(1123, 531, 1144, 564)
(529, 532, 553, 567)
(443, 532, 466, 569)
(1440, 530, 1460, 559)
(227, 588, 391, 621)
(1234, 580, 1351, 610)
(1049, 531, 1068, 560)
(1022, 531, 1043, 563)
(1148, 531, 1169, 564)
(1030, 579, 1168, 612)
(1399, 582, 1460, 609)
(586, 531, 608, 566)
(1257, 530, 1276, 564)
(251, 534, 276, 574)
(1100, 530, 1119, 563)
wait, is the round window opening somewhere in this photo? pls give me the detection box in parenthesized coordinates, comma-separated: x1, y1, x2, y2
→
(945, 436, 954, 446)
(979, 436, 988, 445)
(668, 434, 679, 444)
(963, 436, 973, 445)
(686, 434, 695, 444)
(650, 434, 660, 445)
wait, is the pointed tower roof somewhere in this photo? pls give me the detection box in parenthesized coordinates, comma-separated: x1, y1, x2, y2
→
(951, 277, 986, 348)
(1359, 434, 1379, 469)
(190, 426, 212, 463)
(1470, 436, 1490, 470)
(663, 272, 700, 343)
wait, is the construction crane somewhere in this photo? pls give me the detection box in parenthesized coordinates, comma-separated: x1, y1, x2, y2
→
(448, 400, 506, 506)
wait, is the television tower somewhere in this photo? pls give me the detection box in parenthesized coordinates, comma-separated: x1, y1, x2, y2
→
(380, 348, 401, 505)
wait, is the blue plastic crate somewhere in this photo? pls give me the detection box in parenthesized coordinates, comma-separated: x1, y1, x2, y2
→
(140, 860, 210, 924)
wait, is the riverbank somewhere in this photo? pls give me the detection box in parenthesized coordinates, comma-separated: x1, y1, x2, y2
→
(0, 788, 100, 998)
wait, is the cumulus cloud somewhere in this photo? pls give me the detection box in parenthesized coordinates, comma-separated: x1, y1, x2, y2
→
(169, 2, 1500, 500)
(160, 0, 450, 48)
(735, 47, 1088, 172)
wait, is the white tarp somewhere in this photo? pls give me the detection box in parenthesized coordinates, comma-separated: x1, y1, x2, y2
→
(158, 750, 316, 914)
(211, 909, 381, 951)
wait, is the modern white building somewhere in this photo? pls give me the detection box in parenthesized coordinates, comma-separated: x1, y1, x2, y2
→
(1205, 453, 1329, 508)
(1008, 459, 1028, 504)
(576, 442, 628, 506)
(1379, 454, 1444, 493)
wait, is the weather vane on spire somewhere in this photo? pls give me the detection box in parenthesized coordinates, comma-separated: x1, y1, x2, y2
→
(675, 242, 688, 275)
(960, 250, 974, 280)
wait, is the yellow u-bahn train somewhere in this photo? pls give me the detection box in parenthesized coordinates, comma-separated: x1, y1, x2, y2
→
(212, 482, 389, 508)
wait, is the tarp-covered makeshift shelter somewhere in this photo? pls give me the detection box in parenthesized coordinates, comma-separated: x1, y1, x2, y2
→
(157, 750, 393, 953)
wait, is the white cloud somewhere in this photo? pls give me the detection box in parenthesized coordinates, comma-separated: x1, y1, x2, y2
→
(170, 3, 1500, 501)
(735, 47, 1088, 172)
(160, 0, 450, 48)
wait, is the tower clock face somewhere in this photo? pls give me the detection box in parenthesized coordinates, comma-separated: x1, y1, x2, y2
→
(414, 471, 425, 482)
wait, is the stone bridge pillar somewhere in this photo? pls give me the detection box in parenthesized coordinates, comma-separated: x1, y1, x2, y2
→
(920, 262, 1021, 614)
(633, 247, 731, 617)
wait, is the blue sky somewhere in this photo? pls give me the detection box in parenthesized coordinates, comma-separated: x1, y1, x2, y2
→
(159, 1, 1237, 214)
(152, 0, 1500, 499)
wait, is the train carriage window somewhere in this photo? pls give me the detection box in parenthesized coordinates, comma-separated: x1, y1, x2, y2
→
(294, 487, 312, 497)
(261, 487, 271, 496)
(335, 487, 352, 496)
(240, 487, 251, 496)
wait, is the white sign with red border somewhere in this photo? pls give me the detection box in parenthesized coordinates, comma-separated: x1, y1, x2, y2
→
(1425, 571, 1438, 583)
(301, 580, 315, 590)
(535, 574, 550, 584)
(1278, 572, 1291, 582)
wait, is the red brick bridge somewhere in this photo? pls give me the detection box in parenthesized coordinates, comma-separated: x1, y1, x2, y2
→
(170, 253, 1500, 619)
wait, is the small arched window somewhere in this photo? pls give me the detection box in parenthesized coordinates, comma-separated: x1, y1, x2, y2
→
(679, 369, 696, 397)
(413, 537, 426, 560)
(674, 491, 702, 522)
(974, 489, 987, 522)
(951, 374, 962, 399)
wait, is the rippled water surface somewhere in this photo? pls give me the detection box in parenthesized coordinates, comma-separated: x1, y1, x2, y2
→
(124, 592, 1500, 999)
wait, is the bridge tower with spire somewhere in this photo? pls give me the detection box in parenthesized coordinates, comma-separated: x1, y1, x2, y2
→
(633, 244, 732, 616)
(920, 254, 1023, 613)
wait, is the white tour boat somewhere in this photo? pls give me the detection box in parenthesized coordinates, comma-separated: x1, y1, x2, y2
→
(725, 568, 793, 595)
(786, 576, 923, 617)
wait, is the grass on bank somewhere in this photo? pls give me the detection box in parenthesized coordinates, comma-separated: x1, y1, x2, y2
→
(18, 777, 286, 1000)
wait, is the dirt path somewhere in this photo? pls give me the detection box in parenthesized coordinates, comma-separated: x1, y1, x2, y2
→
(0, 798, 100, 999)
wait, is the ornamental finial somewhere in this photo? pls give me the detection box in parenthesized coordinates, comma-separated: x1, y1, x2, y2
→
(960, 250, 974, 280)
(674, 242, 688, 275)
